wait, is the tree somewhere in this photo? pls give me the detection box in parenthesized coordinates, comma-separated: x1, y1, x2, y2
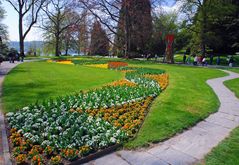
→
(69, 11, 89, 55)
(41, 0, 85, 56)
(178, 0, 239, 55)
(90, 20, 109, 56)
(204, 0, 239, 54)
(6, 0, 46, 55)
(151, 11, 179, 59)
(80, 0, 162, 58)
(114, 0, 153, 57)
(0, 1, 9, 59)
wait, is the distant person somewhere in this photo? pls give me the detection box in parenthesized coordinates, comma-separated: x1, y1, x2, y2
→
(187, 55, 191, 64)
(198, 56, 203, 65)
(183, 53, 186, 64)
(155, 54, 158, 61)
(209, 54, 213, 65)
(0, 55, 3, 65)
(202, 57, 207, 66)
(147, 54, 151, 60)
(216, 56, 221, 65)
(8, 52, 14, 63)
(193, 56, 198, 65)
(16, 52, 20, 61)
(229, 56, 234, 67)
(20, 52, 25, 62)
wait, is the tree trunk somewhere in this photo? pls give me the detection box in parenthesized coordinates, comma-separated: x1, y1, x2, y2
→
(124, 1, 129, 58)
(201, 5, 207, 56)
(19, 12, 24, 55)
(55, 34, 60, 56)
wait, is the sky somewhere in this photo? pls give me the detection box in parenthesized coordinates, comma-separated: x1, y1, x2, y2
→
(2, 0, 179, 42)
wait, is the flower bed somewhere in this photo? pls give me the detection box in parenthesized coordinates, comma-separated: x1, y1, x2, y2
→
(6, 66, 169, 164)
(144, 74, 169, 90)
(108, 61, 128, 69)
(85, 64, 108, 69)
(47, 60, 73, 65)
(107, 79, 136, 87)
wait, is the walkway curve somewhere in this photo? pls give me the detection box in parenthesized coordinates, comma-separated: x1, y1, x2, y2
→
(0, 61, 22, 165)
(85, 70, 239, 165)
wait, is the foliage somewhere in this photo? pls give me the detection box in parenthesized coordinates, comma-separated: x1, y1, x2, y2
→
(114, 0, 153, 57)
(0, 1, 8, 58)
(90, 20, 109, 56)
(179, 0, 239, 54)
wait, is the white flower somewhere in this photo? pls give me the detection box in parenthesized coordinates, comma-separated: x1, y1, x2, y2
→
(22, 107, 29, 111)
(110, 137, 116, 143)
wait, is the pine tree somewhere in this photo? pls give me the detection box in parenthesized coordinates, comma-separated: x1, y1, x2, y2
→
(90, 20, 109, 56)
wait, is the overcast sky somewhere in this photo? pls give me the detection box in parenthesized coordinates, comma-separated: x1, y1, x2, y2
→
(2, 0, 179, 41)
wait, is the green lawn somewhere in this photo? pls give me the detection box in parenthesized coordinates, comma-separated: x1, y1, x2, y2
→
(2, 62, 123, 112)
(3, 59, 229, 150)
(125, 64, 227, 148)
(204, 68, 239, 165)
(224, 68, 239, 98)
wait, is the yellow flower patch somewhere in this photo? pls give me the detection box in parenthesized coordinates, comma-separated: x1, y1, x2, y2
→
(56, 60, 73, 65)
(107, 79, 136, 87)
(82, 97, 154, 137)
(85, 64, 108, 69)
(144, 74, 169, 90)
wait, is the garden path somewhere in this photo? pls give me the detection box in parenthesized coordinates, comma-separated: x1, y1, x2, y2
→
(0, 61, 21, 165)
(85, 70, 239, 165)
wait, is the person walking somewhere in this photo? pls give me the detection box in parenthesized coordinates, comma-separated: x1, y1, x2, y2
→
(8, 52, 14, 63)
(229, 56, 234, 67)
(20, 52, 25, 62)
(209, 54, 213, 65)
(183, 53, 186, 64)
(155, 54, 158, 61)
(193, 56, 198, 65)
(187, 55, 191, 64)
(202, 57, 207, 66)
(216, 56, 221, 65)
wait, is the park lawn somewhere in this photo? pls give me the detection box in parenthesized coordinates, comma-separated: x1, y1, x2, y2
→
(2, 61, 123, 113)
(203, 68, 239, 165)
(125, 64, 228, 148)
(224, 68, 239, 98)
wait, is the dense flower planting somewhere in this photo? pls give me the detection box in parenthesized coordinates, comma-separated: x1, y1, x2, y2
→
(107, 79, 136, 87)
(85, 64, 108, 69)
(108, 61, 128, 69)
(6, 65, 169, 164)
(144, 74, 169, 90)
(47, 60, 74, 65)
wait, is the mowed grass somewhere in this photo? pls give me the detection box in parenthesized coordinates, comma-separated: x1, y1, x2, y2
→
(125, 64, 227, 148)
(3, 60, 229, 150)
(204, 68, 239, 165)
(2, 62, 123, 112)
(224, 68, 239, 98)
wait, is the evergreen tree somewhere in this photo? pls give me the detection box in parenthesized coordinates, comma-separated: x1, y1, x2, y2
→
(90, 21, 109, 56)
